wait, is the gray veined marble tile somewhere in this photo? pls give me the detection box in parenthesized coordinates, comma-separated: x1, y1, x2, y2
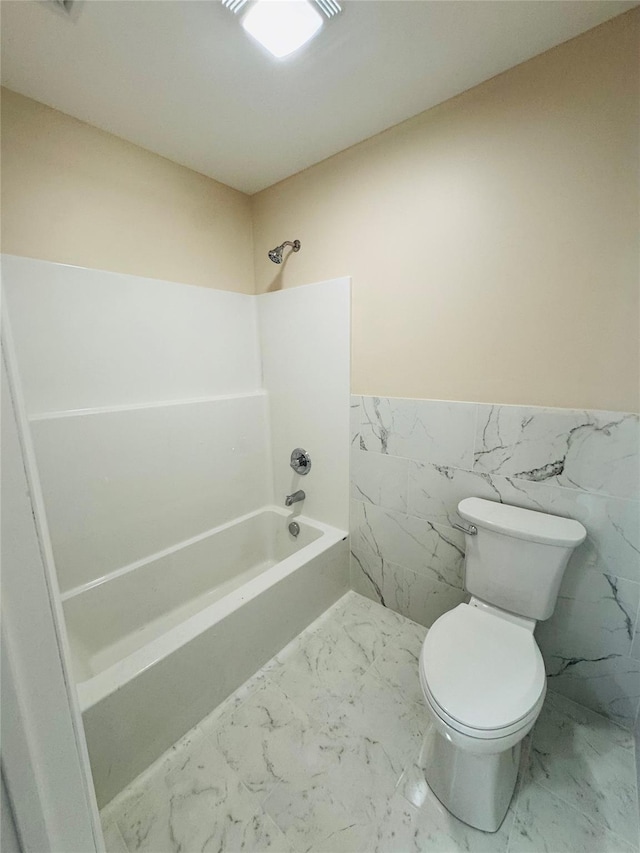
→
(350, 497, 467, 621)
(483, 475, 640, 585)
(406, 461, 502, 526)
(211, 681, 319, 798)
(595, 496, 640, 584)
(113, 735, 289, 853)
(372, 618, 427, 706)
(379, 559, 467, 628)
(405, 463, 640, 585)
(510, 781, 636, 853)
(197, 654, 287, 742)
(99, 725, 206, 829)
(349, 545, 398, 612)
(312, 583, 404, 668)
(360, 396, 477, 468)
(350, 395, 361, 448)
(631, 607, 640, 661)
(349, 510, 466, 626)
(332, 587, 406, 626)
(372, 789, 514, 853)
(102, 584, 640, 853)
(262, 723, 399, 853)
(351, 499, 465, 589)
(267, 629, 368, 726)
(349, 522, 388, 609)
(392, 609, 429, 650)
(526, 691, 639, 845)
(543, 650, 640, 728)
(350, 448, 409, 513)
(560, 411, 640, 501)
(536, 566, 640, 661)
(342, 585, 410, 633)
(334, 669, 429, 777)
(474, 405, 640, 500)
(101, 820, 128, 853)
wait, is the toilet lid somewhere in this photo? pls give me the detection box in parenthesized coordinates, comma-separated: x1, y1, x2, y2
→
(420, 604, 546, 732)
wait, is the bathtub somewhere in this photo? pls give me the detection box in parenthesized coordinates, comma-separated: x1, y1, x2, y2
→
(62, 506, 348, 807)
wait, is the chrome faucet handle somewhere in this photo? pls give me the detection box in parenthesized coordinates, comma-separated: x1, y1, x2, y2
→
(290, 448, 311, 475)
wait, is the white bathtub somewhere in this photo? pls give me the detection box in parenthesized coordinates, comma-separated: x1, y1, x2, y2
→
(63, 506, 348, 807)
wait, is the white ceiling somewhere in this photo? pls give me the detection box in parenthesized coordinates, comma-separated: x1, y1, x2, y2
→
(1, 0, 636, 194)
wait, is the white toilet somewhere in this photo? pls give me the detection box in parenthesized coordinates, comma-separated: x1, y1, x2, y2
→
(419, 497, 586, 833)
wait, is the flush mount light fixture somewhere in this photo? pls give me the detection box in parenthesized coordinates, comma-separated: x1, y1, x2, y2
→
(223, 0, 341, 60)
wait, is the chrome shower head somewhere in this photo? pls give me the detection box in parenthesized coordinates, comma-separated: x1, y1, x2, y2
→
(268, 240, 301, 264)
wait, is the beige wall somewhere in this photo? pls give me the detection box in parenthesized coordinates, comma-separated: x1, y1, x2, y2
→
(2, 12, 638, 410)
(252, 11, 640, 412)
(1, 89, 254, 293)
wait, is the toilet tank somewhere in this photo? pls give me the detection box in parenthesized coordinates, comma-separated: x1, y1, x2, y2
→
(458, 498, 587, 621)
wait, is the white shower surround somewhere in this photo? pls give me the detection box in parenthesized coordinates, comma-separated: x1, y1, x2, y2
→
(2, 254, 351, 806)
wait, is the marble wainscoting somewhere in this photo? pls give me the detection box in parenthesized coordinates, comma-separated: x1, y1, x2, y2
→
(350, 396, 640, 728)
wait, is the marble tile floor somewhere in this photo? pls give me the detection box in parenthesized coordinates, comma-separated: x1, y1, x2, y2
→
(100, 592, 640, 853)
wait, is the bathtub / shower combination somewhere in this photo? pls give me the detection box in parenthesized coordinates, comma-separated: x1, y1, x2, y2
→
(3, 257, 351, 811)
(62, 506, 348, 807)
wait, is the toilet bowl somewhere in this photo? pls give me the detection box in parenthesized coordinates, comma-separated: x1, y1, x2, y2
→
(417, 498, 586, 833)
(418, 600, 546, 831)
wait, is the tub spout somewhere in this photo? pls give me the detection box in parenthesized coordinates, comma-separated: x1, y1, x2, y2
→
(285, 490, 305, 507)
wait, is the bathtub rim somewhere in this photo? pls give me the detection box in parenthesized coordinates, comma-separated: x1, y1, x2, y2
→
(61, 502, 299, 602)
(74, 505, 346, 712)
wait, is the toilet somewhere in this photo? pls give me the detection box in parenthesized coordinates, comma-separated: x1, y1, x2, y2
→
(419, 497, 586, 833)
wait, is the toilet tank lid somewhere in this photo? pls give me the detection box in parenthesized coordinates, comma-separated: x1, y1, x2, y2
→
(458, 498, 586, 547)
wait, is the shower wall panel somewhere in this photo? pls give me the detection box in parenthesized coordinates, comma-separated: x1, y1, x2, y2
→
(258, 278, 350, 530)
(3, 255, 261, 413)
(2, 255, 270, 593)
(30, 396, 269, 592)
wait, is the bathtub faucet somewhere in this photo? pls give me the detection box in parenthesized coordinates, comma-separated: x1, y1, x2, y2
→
(285, 490, 305, 507)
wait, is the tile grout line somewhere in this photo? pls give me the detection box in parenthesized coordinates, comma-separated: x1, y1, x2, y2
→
(352, 444, 640, 507)
(356, 394, 640, 424)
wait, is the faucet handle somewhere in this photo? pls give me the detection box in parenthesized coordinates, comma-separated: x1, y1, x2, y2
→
(290, 448, 311, 475)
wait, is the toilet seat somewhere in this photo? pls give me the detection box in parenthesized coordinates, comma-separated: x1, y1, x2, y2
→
(420, 603, 546, 739)
(421, 670, 545, 742)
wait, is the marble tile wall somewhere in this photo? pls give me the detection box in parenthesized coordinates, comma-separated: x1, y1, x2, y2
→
(350, 396, 640, 728)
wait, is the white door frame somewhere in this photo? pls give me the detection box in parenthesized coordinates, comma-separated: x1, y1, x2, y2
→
(1, 300, 104, 852)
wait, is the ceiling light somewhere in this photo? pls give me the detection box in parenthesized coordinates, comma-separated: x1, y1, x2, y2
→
(241, 0, 324, 59)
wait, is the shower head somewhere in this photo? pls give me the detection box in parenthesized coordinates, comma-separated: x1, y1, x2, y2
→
(268, 240, 301, 264)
